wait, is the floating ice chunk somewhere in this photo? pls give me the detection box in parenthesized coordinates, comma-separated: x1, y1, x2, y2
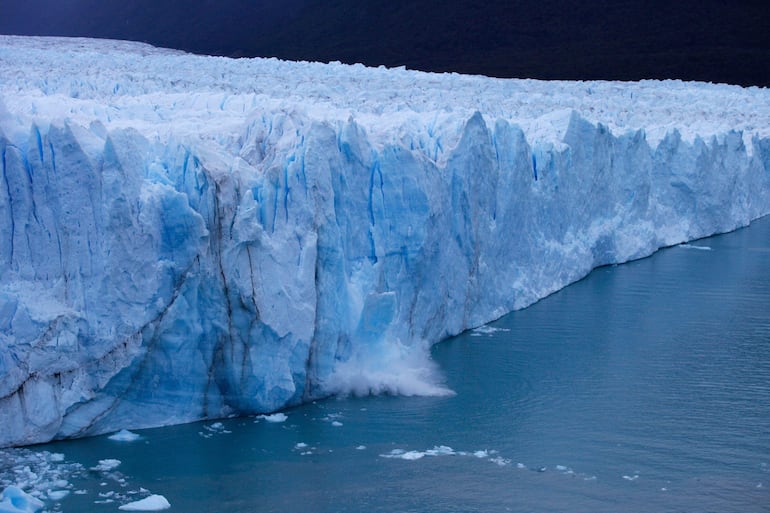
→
(201, 423, 231, 435)
(471, 325, 511, 336)
(259, 413, 288, 423)
(294, 443, 308, 449)
(381, 446, 455, 460)
(118, 494, 171, 511)
(399, 451, 425, 460)
(331, 421, 343, 427)
(516, 463, 527, 469)
(91, 459, 121, 472)
(425, 446, 455, 456)
(46, 490, 69, 500)
(679, 243, 712, 251)
(49, 454, 65, 462)
(622, 474, 639, 481)
(490, 457, 510, 466)
(473, 450, 489, 458)
(108, 430, 142, 442)
(355, 445, 367, 450)
(0, 486, 45, 513)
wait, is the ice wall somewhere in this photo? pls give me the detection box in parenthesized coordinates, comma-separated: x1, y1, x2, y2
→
(1, 36, 769, 447)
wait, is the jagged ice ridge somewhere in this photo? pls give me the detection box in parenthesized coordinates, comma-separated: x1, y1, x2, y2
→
(1, 36, 769, 447)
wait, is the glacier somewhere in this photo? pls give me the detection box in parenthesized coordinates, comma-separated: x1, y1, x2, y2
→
(1, 35, 769, 447)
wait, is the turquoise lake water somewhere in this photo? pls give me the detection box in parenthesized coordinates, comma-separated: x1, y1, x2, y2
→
(2, 217, 770, 512)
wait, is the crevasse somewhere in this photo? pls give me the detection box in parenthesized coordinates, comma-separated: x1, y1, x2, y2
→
(1, 36, 769, 447)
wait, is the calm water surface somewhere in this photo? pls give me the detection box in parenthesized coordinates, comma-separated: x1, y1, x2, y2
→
(4, 218, 770, 512)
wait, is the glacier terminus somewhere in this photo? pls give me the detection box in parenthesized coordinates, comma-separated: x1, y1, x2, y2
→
(1, 36, 769, 448)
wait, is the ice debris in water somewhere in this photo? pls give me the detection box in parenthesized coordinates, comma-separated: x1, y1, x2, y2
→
(108, 430, 142, 442)
(199, 422, 233, 438)
(378, 446, 600, 481)
(0, 449, 85, 510)
(381, 446, 458, 460)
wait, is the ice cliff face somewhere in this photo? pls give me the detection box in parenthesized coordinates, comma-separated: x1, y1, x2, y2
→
(1, 36, 769, 447)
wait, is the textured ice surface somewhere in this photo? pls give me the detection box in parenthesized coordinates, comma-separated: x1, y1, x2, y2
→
(1, 36, 770, 447)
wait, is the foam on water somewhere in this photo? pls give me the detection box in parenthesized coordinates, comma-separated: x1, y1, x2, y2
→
(324, 344, 455, 398)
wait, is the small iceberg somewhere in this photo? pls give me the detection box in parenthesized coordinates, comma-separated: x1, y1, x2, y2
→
(118, 494, 171, 511)
(108, 429, 142, 442)
(0, 486, 45, 513)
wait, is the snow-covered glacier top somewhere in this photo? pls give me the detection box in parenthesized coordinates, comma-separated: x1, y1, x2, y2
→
(1, 36, 769, 447)
(2, 36, 768, 154)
